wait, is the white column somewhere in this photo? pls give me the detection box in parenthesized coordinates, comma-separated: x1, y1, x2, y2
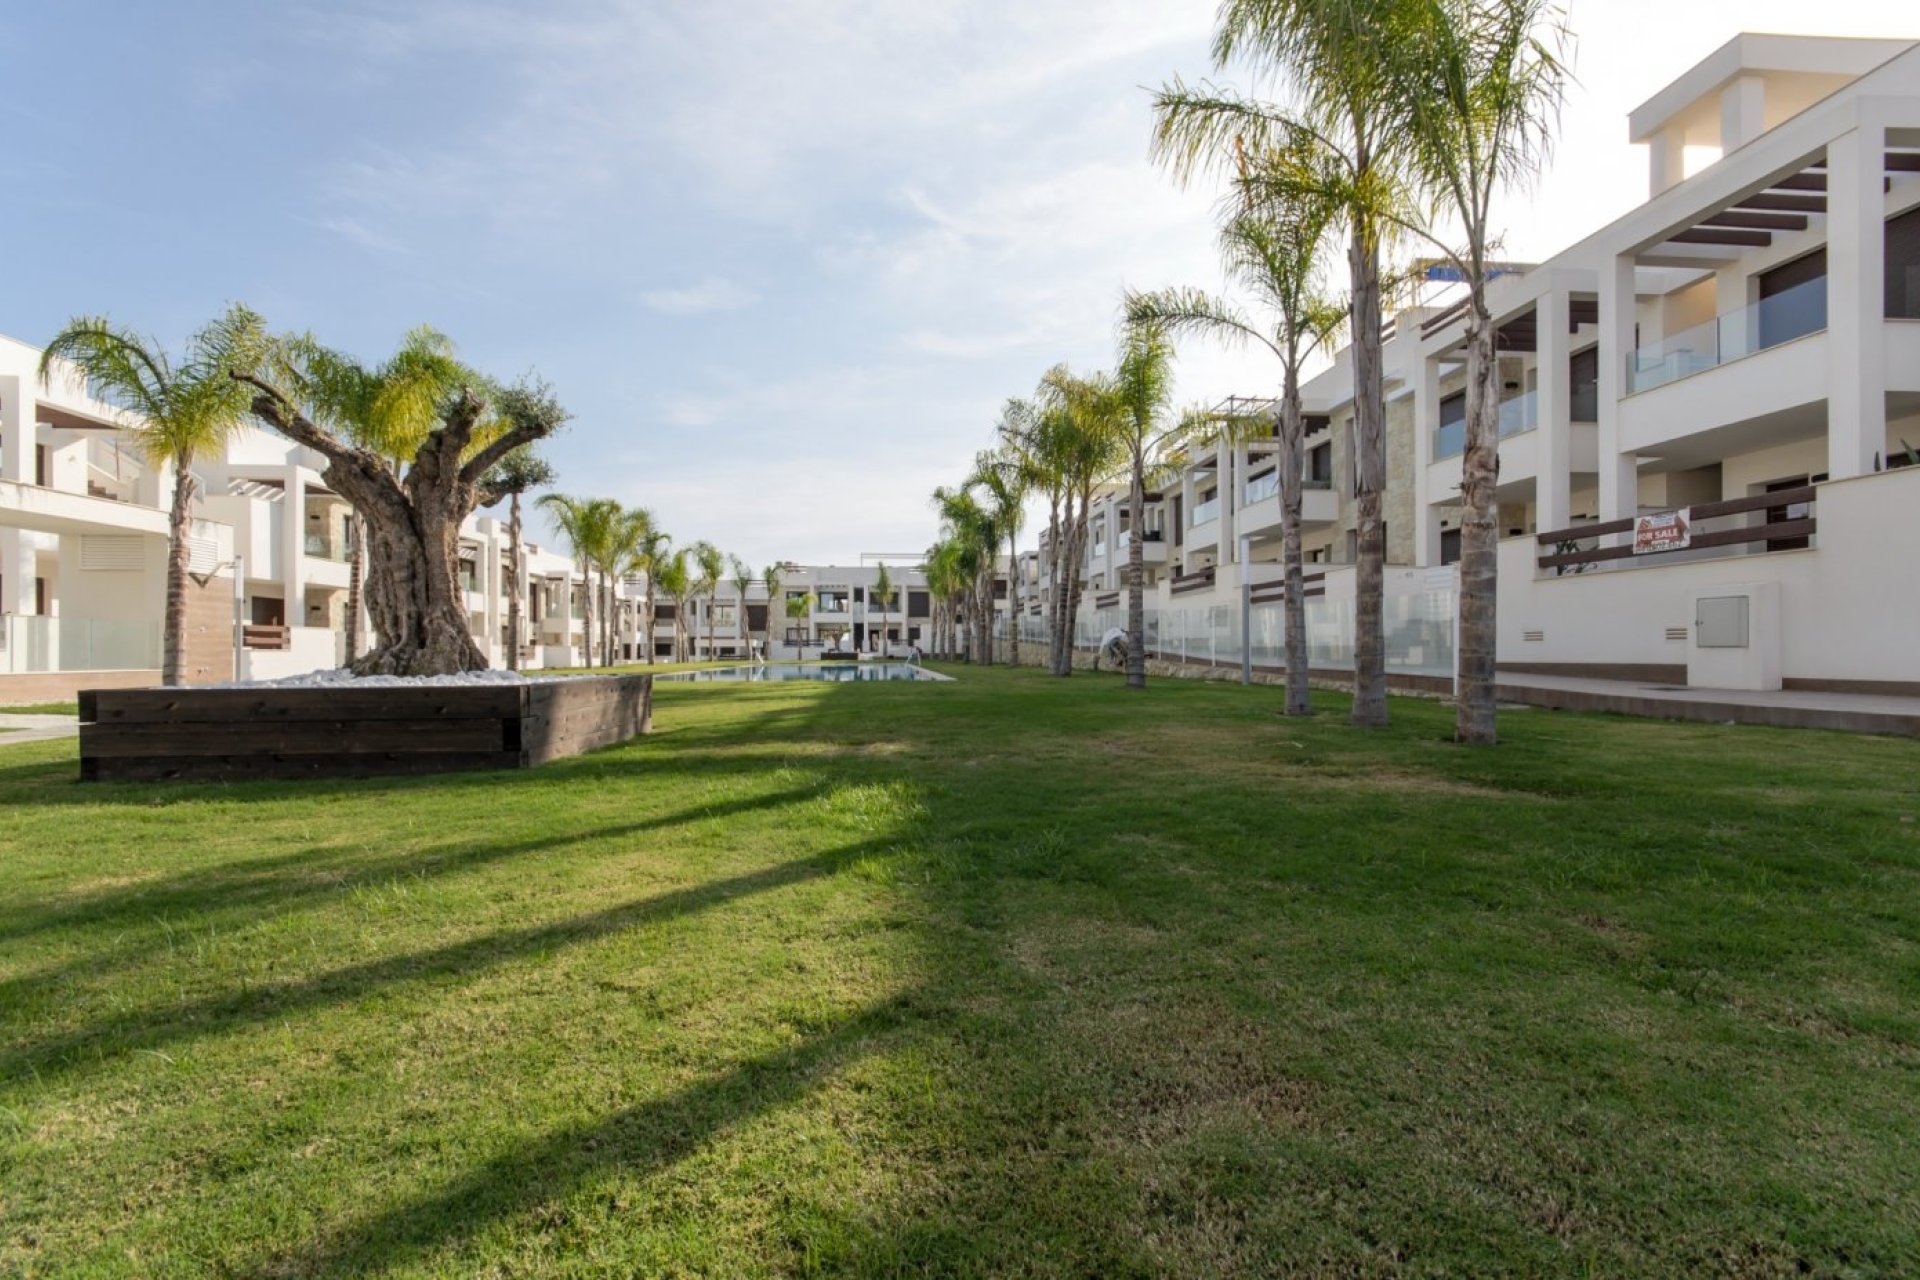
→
(282, 463, 304, 621)
(1535, 288, 1572, 534)
(1216, 439, 1235, 565)
(1719, 76, 1766, 153)
(1647, 130, 1687, 197)
(1413, 351, 1441, 565)
(1827, 123, 1888, 479)
(1598, 254, 1641, 529)
(0, 376, 29, 483)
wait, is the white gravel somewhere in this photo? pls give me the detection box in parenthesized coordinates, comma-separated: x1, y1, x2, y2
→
(210, 667, 563, 690)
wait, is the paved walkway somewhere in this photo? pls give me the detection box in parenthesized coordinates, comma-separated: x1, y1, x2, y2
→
(1494, 673, 1920, 736)
(0, 713, 79, 745)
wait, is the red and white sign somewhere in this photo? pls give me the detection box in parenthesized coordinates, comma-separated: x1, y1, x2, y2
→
(1633, 508, 1692, 555)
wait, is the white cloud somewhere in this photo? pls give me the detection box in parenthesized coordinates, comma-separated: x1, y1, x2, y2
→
(640, 278, 759, 315)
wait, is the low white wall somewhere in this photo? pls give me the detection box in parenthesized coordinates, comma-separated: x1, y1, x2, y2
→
(1499, 467, 1920, 683)
(238, 625, 340, 681)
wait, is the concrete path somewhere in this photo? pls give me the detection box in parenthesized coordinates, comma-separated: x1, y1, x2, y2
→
(0, 713, 79, 745)
(1494, 673, 1920, 736)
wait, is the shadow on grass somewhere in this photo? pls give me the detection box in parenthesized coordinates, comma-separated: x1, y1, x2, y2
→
(243, 994, 920, 1278)
(2, 834, 903, 1088)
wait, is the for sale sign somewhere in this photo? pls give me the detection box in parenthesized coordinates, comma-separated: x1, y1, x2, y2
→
(1633, 508, 1691, 554)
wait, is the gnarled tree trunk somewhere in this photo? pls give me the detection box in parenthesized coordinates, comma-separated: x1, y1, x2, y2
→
(239, 375, 560, 677)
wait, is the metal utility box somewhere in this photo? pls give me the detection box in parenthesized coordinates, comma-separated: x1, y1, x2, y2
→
(1695, 595, 1750, 649)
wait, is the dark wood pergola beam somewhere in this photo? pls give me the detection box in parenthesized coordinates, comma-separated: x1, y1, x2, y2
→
(1701, 210, 1810, 232)
(1670, 227, 1773, 248)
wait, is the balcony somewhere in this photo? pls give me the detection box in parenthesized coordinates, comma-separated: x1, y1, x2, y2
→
(1189, 497, 1220, 528)
(1627, 276, 1826, 395)
(1244, 471, 1279, 505)
(1434, 391, 1539, 460)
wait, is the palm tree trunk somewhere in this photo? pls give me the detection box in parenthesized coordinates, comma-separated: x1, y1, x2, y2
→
(1126, 453, 1147, 690)
(1005, 533, 1021, 667)
(1279, 367, 1311, 717)
(1348, 224, 1389, 727)
(505, 496, 522, 672)
(161, 451, 195, 687)
(580, 562, 594, 669)
(1044, 494, 1063, 673)
(1456, 303, 1501, 744)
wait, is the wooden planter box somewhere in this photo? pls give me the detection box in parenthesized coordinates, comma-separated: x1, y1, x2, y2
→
(78, 674, 652, 782)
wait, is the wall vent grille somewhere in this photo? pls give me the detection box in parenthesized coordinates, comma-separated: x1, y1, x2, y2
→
(1522, 629, 1545, 642)
(79, 535, 144, 572)
(1665, 626, 1690, 641)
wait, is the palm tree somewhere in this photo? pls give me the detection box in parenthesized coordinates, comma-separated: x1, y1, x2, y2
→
(39, 306, 270, 686)
(654, 549, 692, 662)
(783, 590, 813, 655)
(1154, 0, 1412, 726)
(1105, 320, 1184, 691)
(538, 494, 620, 666)
(620, 520, 671, 665)
(760, 563, 784, 658)
(1033, 366, 1125, 675)
(991, 399, 1051, 668)
(600, 506, 656, 665)
(1392, 0, 1570, 744)
(1127, 191, 1346, 715)
(689, 541, 724, 662)
(922, 541, 964, 660)
(870, 563, 894, 655)
(483, 447, 556, 671)
(967, 447, 1029, 669)
(729, 556, 755, 658)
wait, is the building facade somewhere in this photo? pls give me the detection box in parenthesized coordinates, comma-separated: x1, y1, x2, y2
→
(1038, 33, 1920, 694)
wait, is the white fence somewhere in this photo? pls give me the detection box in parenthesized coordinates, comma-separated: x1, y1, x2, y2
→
(1009, 587, 1456, 678)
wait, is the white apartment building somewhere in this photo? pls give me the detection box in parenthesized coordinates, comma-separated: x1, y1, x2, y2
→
(635, 561, 965, 662)
(1042, 32, 1920, 695)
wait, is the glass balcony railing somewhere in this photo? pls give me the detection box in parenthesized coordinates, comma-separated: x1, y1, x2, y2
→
(1433, 390, 1539, 460)
(1628, 275, 1827, 394)
(1244, 472, 1279, 505)
(304, 534, 351, 562)
(1190, 497, 1220, 527)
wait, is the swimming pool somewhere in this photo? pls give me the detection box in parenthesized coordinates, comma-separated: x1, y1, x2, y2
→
(654, 662, 949, 683)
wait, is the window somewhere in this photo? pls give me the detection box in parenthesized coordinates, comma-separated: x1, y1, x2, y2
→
(908, 590, 930, 617)
(1308, 442, 1333, 485)
(1569, 346, 1599, 423)
(1887, 205, 1920, 319)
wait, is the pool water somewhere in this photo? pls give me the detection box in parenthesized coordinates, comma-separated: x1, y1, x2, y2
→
(654, 662, 948, 683)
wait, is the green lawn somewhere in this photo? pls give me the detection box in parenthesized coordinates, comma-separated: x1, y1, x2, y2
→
(0, 703, 77, 716)
(2, 667, 1917, 1276)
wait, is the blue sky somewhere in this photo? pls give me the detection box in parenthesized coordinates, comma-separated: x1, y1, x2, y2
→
(3, 1, 1908, 563)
